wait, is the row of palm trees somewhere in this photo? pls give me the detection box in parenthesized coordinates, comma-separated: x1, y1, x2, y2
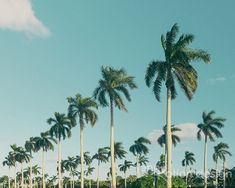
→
(2, 23, 232, 188)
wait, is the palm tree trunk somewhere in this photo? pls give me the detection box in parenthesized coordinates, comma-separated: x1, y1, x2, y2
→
(136, 155, 139, 178)
(80, 121, 84, 188)
(223, 160, 226, 188)
(185, 165, 187, 187)
(89, 179, 91, 188)
(124, 171, 127, 188)
(164, 146, 167, 174)
(203, 136, 208, 188)
(21, 163, 24, 188)
(110, 99, 116, 188)
(96, 162, 100, 188)
(166, 89, 172, 188)
(72, 175, 74, 188)
(14, 165, 17, 188)
(58, 139, 62, 188)
(215, 160, 218, 188)
(42, 150, 45, 188)
(29, 158, 33, 188)
(8, 167, 10, 188)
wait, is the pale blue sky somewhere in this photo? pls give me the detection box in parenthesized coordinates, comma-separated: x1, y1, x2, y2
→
(0, 0, 234, 179)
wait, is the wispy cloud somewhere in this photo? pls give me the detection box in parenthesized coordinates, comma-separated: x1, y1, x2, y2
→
(147, 123, 199, 143)
(0, 0, 51, 37)
(207, 75, 227, 84)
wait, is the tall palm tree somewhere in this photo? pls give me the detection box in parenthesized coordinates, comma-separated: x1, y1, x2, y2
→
(34, 132, 56, 188)
(157, 125, 181, 167)
(92, 147, 109, 188)
(67, 93, 98, 188)
(197, 110, 225, 188)
(94, 66, 137, 188)
(129, 137, 151, 178)
(14, 146, 30, 188)
(25, 137, 38, 188)
(145, 23, 210, 188)
(85, 166, 95, 188)
(118, 160, 133, 188)
(182, 151, 196, 187)
(3, 154, 14, 188)
(48, 112, 72, 188)
(106, 142, 127, 161)
(213, 142, 232, 188)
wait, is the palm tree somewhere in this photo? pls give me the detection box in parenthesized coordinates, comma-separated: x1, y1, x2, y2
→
(145, 23, 210, 188)
(67, 93, 98, 188)
(213, 142, 232, 188)
(118, 160, 133, 188)
(182, 151, 196, 187)
(63, 156, 77, 188)
(34, 132, 56, 188)
(92, 147, 109, 188)
(85, 166, 95, 188)
(9, 144, 18, 188)
(25, 137, 38, 188)
(138, 155, 149, 176)
(129, 137, 151, 178)
(3, 154, 14, 188)
(157, 125, 181, 167)
(94, 66, 137, 188)
(106, 142, 127, 161)
(156, 154, 165, 173)
(197, 111, 225, 188)
(48, 112, 72, 188)
(14, 146, 30, 188)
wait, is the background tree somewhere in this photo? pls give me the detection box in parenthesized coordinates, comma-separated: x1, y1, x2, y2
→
(118, 160, 133, 188)
(182, 151, 196, 186)
(48, 112, 72, 188)
(67, 93, 98, 188)
(94, 66, 137, 188)
(129, 137, 151, 178)
(92, 147, 109, 188)
(197, 110, 225, 188)
(145, 23, 210, 188)
(3, 154, 14, 188)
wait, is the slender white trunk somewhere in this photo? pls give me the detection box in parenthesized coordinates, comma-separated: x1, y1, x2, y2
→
(96, 162, 100, 188)
(203, 136, 208, 188)
(164, 146, 167, 174)
(29, 158, 33, 188)
(215, 160, 218, 188)
(185, 165, 187, 187)
(80, 122, 84, 188)
(124, 171, 127, 188)
(72, 175, 74, 188)
(42, 150, 45, 188)
(223, 160, 226, 188)
(110, 99, 116, 188)
(21, 163, 24, 188)
(166, 89, 172, 188)
(8, 167, 10, 188)
(136, 155, 140, 178)
(14, 165, 17, 188)
(89, 179, 91, 188)
(58, 140, 62, 188)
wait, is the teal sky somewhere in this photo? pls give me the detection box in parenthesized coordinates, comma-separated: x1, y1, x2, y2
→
(0, 1, 235, 179)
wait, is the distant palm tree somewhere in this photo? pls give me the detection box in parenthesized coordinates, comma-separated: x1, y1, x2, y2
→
(63, 156, 77, 188)
(129, 137, 151, 178)
(34, 132, 56, 188)
(94, 66, 137, 188)
(9, 144, 18, 188)
(156, 154, 165, 173)
(213, 142, 232, 188)
(68, 93, 98, 188)
(25, 137, 38, 188)
(48, 112, 72, 188)
(182, 151, 196, 186)
(145, 23, 210, 188)
(85, 165, 95, 188)
(197, 111, 225, 188)
(157, 125, 181, 167)
(118, 160, 133, 188)
(92, 147, 109, 188)
(138, 155, 149, 176)
(14, 146, 30, 188)
(106, 142, 127, 161)
(3, 154, 14, 188)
